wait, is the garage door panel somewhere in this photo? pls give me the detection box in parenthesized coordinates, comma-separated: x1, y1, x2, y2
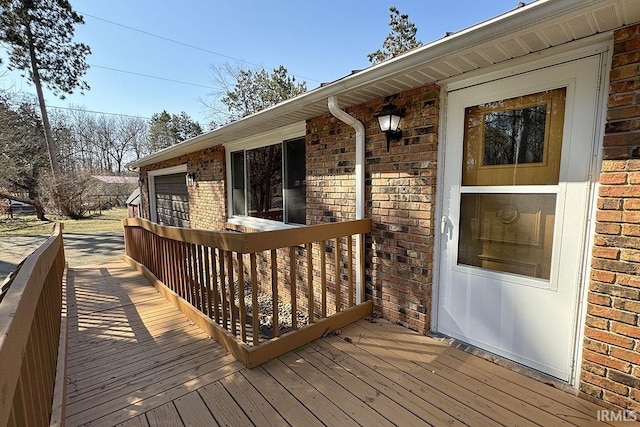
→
(154, 173, 190, 228)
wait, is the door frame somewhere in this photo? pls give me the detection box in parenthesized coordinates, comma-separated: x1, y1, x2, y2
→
(431, 38, 611, 386)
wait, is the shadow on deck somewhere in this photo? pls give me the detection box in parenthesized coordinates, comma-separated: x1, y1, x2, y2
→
(65, 263, 612, 427)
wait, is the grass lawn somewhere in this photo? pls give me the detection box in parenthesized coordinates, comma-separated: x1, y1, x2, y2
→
(0, 207, 128, 236)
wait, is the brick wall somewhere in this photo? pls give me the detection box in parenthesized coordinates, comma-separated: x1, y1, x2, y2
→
(140, 145, 226, 230)
(307, 84, 439, 332)
(581, 23, 640, 412)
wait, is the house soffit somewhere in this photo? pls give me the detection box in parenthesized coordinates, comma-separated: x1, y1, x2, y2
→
(129, 0, 640, 169)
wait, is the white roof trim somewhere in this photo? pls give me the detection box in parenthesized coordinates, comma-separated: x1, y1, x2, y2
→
(128, 0, 639, 169)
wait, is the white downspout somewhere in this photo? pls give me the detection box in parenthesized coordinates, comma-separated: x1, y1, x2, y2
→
(327, 96, 365, 304)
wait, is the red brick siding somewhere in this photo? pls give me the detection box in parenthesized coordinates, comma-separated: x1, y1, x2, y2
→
(307, 84, 439, 332)
(581, 23, 640, 412)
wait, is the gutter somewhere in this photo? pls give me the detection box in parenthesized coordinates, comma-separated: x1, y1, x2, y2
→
(327, 96, 365, 304)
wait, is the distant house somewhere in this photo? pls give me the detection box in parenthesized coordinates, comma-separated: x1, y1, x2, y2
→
(89, 175, 138, 209)
(128, 0, 640, 412)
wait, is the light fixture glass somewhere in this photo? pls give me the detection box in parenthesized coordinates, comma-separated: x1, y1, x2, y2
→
(376, 103, 403, 151)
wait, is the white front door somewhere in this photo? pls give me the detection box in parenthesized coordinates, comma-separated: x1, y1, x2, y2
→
(437, 56, 602, 381)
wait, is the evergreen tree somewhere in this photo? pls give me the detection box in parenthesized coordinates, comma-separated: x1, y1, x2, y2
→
(0, 0, 91, 176)
(368, 6, 422, 64)
(207, 64, 307, 124)
(148, 110, 202, 152)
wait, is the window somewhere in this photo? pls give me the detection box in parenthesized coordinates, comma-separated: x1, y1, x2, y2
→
(230, 137, 306, 225)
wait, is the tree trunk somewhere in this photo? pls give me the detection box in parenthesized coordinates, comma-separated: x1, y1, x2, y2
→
(25, 21, 60, 176)
(0, 192, 48, 221)
(33, 199, 47, 221)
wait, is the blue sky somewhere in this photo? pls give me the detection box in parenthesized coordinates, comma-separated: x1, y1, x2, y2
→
(1, 0, 523, 127)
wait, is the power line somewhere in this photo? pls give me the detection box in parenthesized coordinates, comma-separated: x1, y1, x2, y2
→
(46, 104, 152, 120)
(79, 12, 322, 84)
(46, 103, 232, 122)
(89, 64, 215, 89)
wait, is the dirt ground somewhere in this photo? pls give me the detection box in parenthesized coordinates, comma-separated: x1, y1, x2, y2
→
(0, 231, 125, 282)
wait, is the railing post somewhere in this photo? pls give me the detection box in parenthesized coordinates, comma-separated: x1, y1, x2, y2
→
(237, 254, 246, 342)
(320, 240, 327, 318)
(227, 251, 237, 336)
(334, 237, 341, 313)
(250, 253, 259, 345)
(270, 249, 279, 338)
(219, 250, 228, 330)
(306, 243, 314, 323)
(357, 232, 365, 304)
(347, 235, 353, 308)
(211, 248, 220, 324)
(289, 247, 297, 330)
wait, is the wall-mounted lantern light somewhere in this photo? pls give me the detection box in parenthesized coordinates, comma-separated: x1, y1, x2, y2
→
(137, 178, 144, 187)
(376, 103, 404, 152)
(186, 172, 196, 187)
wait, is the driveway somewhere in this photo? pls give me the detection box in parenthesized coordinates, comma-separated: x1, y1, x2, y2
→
(0, 231, 125, 282)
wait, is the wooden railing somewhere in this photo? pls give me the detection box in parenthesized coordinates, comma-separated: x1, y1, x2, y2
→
(122, 217, 372, 367)
(0, 224, 66, 427)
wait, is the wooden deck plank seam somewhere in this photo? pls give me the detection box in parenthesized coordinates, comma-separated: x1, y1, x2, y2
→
(67, 340, 223, 402)
(65, 347, 231, 417)
(367, 320, 606, 420)
(302, 340, 481, 426)
(347, 322, 575, 427)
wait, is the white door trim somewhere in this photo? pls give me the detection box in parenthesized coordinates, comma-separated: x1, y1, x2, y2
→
(432, 51, 606, 383)
(432, 39, 611, 332)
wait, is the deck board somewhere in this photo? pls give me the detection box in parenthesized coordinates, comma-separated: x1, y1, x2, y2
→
(65, 263, 615, 427)
(197, 381, 253, 426)
(173, 390, 218, 426)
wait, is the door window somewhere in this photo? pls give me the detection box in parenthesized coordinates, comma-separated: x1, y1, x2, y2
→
(462, 88, 566, 186)
(457, 88, 566, 280)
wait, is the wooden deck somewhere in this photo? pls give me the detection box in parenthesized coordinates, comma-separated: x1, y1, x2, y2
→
(65, 263, 615, 427)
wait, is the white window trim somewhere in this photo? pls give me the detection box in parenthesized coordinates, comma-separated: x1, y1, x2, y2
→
(147, 164, 188, 223)
(224, 122, 306, 231)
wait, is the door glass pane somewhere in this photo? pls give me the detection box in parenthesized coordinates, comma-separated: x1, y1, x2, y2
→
(483, 104, 547, 165)
(462, 88, 566, 186)
(247, 144, 283, 221)
(457, 193, 556, 280)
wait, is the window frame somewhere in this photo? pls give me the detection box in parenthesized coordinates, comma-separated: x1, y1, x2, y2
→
(224, 122, 306, 230)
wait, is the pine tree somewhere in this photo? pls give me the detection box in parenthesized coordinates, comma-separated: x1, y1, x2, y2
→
(0, 0, 91, 176)
(206, 64, 307, 124)
(368, 6, 422, 64)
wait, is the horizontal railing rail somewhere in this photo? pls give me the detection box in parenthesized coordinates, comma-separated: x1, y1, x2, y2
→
(0, 223, 66, 427)
(122, 217, 372, 367)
